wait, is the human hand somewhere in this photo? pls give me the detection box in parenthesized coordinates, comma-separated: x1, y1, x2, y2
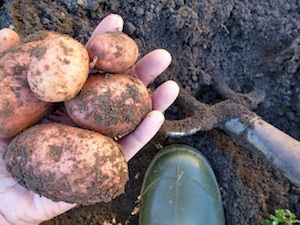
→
(0, 14, 179, 225)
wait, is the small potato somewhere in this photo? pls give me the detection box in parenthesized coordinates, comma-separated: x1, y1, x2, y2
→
(87, 31, 139, 73)
(27, 35, 89, 102)
(0, 31, 57, 139)
(4, 123, 128, 205)
(64, 73, 152, 138)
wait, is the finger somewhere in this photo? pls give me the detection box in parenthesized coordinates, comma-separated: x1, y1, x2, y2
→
(42, 105, 77, 127)
(0, 28, 20, 55)
(0, 215, 10, 225)
(32, 195, 76, 223)
(118, 110, 165, 161)
(151, 80, 180, 112)
(86, 14, 124, 46)
(127, 49, 172, 86)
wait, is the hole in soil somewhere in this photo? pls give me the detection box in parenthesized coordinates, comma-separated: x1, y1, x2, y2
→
(0, 0, 3, 7)
(195, 85, 224, 104)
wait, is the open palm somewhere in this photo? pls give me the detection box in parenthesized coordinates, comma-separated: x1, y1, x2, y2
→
(0, 14, 179, 225)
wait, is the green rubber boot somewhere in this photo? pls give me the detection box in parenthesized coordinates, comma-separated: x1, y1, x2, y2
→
(139, 144, 225, 225)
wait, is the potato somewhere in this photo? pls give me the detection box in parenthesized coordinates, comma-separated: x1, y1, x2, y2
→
(27, 34, 89, 102)
(4, 123, 128, 205)
(87, 31, 139, 73)
(64, 73, 152, 138)
(0, 31, 57, 139)
(0, 28, 20, 55)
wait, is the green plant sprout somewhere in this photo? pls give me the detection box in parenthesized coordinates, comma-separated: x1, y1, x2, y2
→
(261, 209, 300, 225)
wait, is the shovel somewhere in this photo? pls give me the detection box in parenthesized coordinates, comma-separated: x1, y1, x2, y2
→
(161, 88, 300, 187)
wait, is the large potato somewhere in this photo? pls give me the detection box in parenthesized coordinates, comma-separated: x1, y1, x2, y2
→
(87, 31, 139, 73)
(0, 31, 57, 139)
(64, 73, 152, 138)
(27, 34, 89, 102)
(4, 123, 128, 205)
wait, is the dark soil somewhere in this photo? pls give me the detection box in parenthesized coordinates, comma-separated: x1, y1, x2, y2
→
(1, 0, 300, 224)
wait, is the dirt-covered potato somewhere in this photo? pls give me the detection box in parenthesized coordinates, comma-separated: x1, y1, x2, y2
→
(27, 34, 89, 102)
(0, 28, 20, 55)
(0, 31, 57, 139)
(87, 31, 139, 73)
(64, 73, 152, 138)
(4, 123, 128, 205)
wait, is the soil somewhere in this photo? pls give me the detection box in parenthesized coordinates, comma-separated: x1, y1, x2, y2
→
(1, 0, 300, 224)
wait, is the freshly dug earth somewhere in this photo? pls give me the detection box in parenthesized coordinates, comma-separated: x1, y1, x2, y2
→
(1, 0, 300, 224)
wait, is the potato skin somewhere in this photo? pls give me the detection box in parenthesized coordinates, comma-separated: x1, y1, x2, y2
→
(87, 31, 139, 73)
(0, 28, 20, 55)
(0, 32, 56, 139)
(4, 123, 129, 205)
(64, 73, 152, 138)
(27, 35, 89, 102)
